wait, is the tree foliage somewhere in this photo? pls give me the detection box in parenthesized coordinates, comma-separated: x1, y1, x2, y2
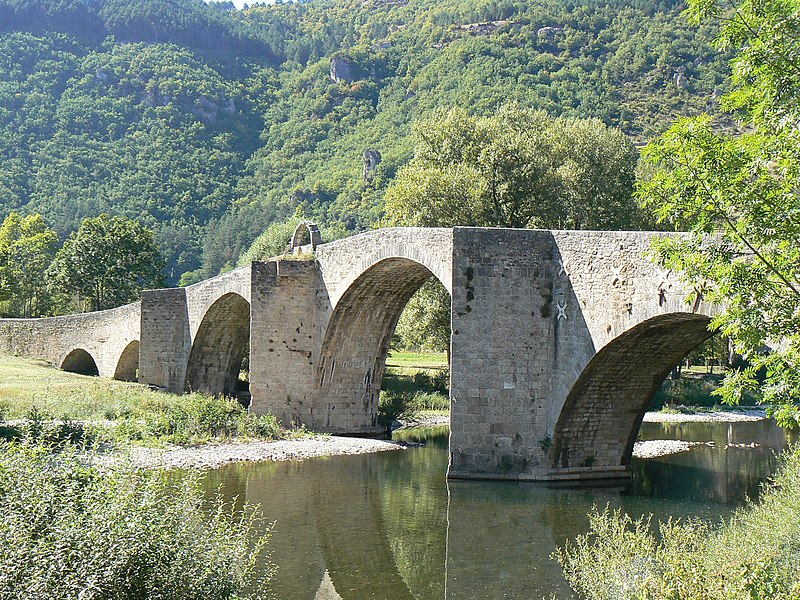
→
(49, 214, 164, 312)
(0, 212, 58, 317)
(638, 0, 800, 426)
(384, 105, 640, 229)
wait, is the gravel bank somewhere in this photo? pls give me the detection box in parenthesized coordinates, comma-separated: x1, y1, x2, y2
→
(124, 436, 404, 470)
(642, 407, 767, 423)
(88, 407, 769, 470)
(632, 439, 713, 459)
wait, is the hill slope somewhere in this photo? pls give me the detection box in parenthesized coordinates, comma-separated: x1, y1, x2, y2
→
(0, 0, 729, 283)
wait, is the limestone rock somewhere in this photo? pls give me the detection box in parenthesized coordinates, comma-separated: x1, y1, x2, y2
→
(363, 148, 382, 182)
(329, 56, 354, 83)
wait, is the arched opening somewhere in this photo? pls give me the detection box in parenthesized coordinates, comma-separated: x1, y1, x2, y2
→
(550, 313, 714, 472)
(290, 220, 322, 253)
(61, 348, 99, 376)
(114, 340, 140, 382)
(317, 258, 450, 432)
(185, 292, 250, 397)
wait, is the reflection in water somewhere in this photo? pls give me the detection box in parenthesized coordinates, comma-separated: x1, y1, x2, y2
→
(204, 419, 792, 599)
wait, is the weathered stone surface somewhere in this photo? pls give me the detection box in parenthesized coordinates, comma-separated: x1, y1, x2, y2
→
(0, 226, 719, 481)
(362, 148, 382, 182)
(329, 56, 354, 83)
(0, 302, 140, 379)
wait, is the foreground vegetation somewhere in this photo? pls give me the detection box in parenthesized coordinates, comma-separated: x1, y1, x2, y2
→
(555, 444, 800, 598)
(0, 354, 287, 446)
(0, 441, 271, 598)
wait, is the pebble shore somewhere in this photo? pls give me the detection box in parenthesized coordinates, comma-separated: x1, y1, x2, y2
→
(127, 435, 404, 470)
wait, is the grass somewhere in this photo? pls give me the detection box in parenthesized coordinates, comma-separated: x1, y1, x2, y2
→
(0, 353, 292, 447)
(385, 350, 448, 371)
(0, 440, 271, 598)
(554, 444, 800, 599)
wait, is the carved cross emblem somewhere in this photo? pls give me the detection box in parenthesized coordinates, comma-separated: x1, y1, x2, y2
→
(611, 265, 623, 285)
(556, 302, 567, 321)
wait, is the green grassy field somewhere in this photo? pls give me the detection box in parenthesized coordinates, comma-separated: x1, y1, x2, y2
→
(380, 351, 450, 426)
(385, 351, 447, 371)
(0, 353, 286, 446)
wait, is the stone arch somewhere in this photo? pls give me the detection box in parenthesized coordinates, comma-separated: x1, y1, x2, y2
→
(61, 348, 99, 376)
(290, 220, 322, 253)
(316, 257, 450, 432)
(185, 292, 250, 396)
(550, 313, 714, 472)
(114, 340, 140, 382)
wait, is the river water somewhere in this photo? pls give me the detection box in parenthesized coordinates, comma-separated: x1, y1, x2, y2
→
(203, 418, 795, 599)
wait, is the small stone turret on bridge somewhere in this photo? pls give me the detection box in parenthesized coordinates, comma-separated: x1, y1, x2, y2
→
(0, 226, 717, 481)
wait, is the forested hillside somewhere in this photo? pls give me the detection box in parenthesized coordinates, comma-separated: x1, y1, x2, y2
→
(0, 0, 729, 284)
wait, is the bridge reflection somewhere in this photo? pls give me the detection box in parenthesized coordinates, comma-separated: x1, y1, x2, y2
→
(203, 421, 787, 599)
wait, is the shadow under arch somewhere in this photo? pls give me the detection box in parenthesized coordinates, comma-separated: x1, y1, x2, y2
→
(61, 348, 99, 376)
(114, 340, 140, 382)
(317, 257, 449, 432)
(551, 313, 714, 472)
(185, 292, 250, 396)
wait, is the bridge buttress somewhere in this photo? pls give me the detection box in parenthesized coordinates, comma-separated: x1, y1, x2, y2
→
(249, 260, 322, 427)
(448, 228, 569, 481)
(139, 288, 190, 392)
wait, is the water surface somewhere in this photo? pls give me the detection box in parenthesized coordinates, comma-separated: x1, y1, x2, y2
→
(204, 418, 794, 599)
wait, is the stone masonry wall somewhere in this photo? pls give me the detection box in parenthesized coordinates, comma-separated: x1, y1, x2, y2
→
(249, 259, 322, 427)
(139, 288, 189, 392)
(449, 228, 569, 480)
(0, 302, 140, 378)
(449, 228, 718, 481)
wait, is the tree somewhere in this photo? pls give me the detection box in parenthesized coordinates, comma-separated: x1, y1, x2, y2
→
(638, 0, 800, 426)
(386, 104, 641, 353)
(236, 215, 302, 266)
(49, 214, 164, 312)
(0, 212, 58, 317)
(384, 105, 641, 230)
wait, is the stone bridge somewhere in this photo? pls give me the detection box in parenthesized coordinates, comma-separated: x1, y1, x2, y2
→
(0, 226, 718, 481)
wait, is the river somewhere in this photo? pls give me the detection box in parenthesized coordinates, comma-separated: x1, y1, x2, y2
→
(202, 418, 795, 599)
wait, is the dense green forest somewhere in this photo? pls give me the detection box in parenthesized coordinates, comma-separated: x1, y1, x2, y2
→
(0, 0, 729, 285)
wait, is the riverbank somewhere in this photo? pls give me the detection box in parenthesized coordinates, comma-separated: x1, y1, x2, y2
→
(643, 406, 766, 422)
(117, 406, 770, 469)
(118, 435, 405, 470)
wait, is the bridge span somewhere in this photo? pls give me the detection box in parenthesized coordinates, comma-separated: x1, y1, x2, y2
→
(0, 226, 717, 481)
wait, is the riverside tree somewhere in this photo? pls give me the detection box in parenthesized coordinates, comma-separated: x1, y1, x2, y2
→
(638, 0, 800, 427)
(0, 212, 58, 317)
(385, 105, 641, 353)
(49, 214, 164, 312)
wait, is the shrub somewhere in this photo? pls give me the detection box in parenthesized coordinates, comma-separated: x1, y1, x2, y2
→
(554, 445, 800, 599)
(0, 441, 272, 599)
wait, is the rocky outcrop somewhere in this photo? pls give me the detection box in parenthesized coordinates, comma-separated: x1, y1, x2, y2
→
(329, 56, 354, 83)
(363, 148, 382, 182)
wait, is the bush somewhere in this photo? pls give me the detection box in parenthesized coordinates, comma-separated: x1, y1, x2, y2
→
(0, 441, 272, 599)
(554, 445, 800, 599)
(651, 375, 758, 410)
